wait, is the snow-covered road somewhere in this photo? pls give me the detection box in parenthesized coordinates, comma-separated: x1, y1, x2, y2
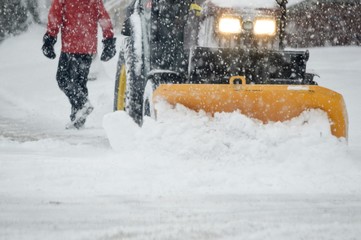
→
(2, 194, 361, 240)
(1, 25, 361, 240)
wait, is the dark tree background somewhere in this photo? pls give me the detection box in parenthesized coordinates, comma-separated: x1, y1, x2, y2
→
(0, 0, 41, 42)
(287, 0, 361, 47)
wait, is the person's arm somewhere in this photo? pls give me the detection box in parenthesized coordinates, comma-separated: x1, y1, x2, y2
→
(42, 0, 63, 59)
(98, 0, 116, 61)
(98, 0, 114, 39)
(46, 0, 64, 37)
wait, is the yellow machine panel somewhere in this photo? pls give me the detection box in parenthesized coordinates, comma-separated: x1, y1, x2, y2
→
(153, 76, 348, 139)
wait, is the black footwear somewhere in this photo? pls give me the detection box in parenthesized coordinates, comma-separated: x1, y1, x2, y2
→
(73, 118, 86, 129)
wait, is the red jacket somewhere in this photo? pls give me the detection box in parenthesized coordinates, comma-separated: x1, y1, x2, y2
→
(47, 0, 114, 54)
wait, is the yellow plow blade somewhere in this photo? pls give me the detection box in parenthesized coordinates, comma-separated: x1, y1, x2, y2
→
(153, 76, 348, 139)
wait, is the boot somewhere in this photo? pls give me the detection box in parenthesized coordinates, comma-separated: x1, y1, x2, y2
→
(66, 101, 94, 129)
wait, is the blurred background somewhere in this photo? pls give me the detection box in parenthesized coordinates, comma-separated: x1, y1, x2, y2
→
(0, 0, 360, 47)
(0, 0, 132, 42)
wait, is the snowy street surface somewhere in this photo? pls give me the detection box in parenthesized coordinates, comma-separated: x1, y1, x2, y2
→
(1, 26, 361, 240)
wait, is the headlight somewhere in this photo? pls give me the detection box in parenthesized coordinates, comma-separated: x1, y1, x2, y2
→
(253, 18, 276, 36)
(218, 17, 242, 34)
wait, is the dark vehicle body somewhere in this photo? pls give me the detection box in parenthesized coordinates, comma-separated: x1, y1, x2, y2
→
(113, 0, 347, 140)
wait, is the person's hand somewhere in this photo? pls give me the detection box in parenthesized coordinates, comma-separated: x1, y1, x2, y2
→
(101, 37, 116, 61)
(42, 33, 57, 59)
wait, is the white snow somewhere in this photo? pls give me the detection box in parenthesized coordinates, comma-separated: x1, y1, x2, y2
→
(287, 86, 309, 90)
(1, 25, 361, 239)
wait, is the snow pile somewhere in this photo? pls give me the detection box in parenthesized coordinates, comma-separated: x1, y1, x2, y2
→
(104, 102, 336, 159)
(103, 102, 360, 195)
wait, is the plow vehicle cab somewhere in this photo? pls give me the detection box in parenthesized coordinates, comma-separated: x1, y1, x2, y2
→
(114, 0, 348, 139)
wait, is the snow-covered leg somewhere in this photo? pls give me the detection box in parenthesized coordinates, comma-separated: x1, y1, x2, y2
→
(65, 101, 94, 129)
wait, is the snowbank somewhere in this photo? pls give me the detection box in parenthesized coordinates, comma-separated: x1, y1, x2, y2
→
(103, 102, 360, 195)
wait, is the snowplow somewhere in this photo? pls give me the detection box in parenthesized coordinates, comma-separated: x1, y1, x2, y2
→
(114, 0, 348, 139)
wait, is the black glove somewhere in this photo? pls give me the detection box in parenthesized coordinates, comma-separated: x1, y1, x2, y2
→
(101, 37, 116, 62)
(42, 33, 56, 59)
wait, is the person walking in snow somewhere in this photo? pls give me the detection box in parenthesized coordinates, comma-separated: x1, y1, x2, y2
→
(41, 0, 116, 129)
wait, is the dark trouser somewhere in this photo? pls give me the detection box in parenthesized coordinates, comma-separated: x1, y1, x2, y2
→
(56, 52, 93, 120)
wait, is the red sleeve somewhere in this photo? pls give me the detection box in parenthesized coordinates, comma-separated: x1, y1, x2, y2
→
(97, 0, 114, 39)
(46, 0, 63, 37)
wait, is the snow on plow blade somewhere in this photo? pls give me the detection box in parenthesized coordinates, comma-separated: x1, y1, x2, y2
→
(153, 76, 348, 139)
